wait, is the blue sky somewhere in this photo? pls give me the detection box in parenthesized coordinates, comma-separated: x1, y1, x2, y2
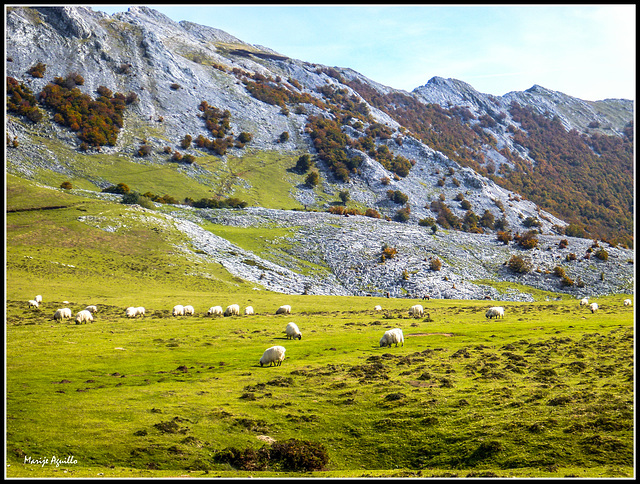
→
(91, 4, 635, 101)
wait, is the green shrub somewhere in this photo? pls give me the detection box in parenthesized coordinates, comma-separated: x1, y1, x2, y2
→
(394, 206, 411, 222)
(121, 191, 154, 209)
(295, 154, 313, 173)
(237, 132, 253, 144)
(595, 248, 609, 261)
(102, 182, 130, 195)
(387, 190, 408, 205)
(279, 131, 290, 143)
(305, 171, 320, 188)
(60, 181, 73, 190)
(419, 217, 436, 227)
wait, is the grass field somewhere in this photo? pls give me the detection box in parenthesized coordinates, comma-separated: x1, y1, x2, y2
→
(5, 175, 635, 478)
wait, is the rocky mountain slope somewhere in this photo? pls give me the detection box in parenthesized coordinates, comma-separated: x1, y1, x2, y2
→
(5, 6, 634, 299)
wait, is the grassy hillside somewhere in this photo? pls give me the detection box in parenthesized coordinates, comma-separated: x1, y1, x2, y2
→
(5, 175, 635, 478)
(6, 295, 634, 478)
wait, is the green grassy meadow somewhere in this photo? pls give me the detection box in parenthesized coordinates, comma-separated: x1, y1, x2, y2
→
(5, 175, 636, 478)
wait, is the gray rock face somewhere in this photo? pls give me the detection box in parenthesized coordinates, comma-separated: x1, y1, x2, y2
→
(171, 207, 633, 300)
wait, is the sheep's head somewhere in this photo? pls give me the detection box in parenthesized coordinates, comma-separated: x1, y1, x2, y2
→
(297, 334, 302, 340)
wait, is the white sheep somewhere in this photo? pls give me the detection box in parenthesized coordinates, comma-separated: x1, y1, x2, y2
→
(172, 305, 185, 316)
(276, 304, 291, 315)
(244, 306, 254, 315)
(285, 322, 302, 340)
(409, 304, 424, 318)
(34, 295, 43, 303)
(126, 307, 138, 318)
(260, 345, 286, 367)
(579, 297, 589, 306)
(75, 309, 94, 324)
(623, 299, 632, 306)
(374, 305, 382, 311)
(207, 306, 223, 316)
(183, 305, 195, 316)
(135, 307, 145, 317)
(28, 299, 39, 309)
(589, 302, 599, 313)
(485, 306, 505, 319)
(53, 308, 72, 321)
(224, 304, 240, 316)
(85, 305, 98, 313)
(380, 328, 404, 347)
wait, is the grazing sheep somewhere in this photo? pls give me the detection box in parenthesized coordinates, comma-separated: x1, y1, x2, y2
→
(276, 304, 292, 315)
(260, 345, 286, 367)
(53, 308, 72, 321)
(409, 304, 424, 318)
(28, 299, 39, 309)
(374, 305, 382, 311)
(285, 322, 302, 340)
(380, 328, 404, 347)
(579, 297, 589, 306)
(485, 306, 505, 319)
(126, 307, 138, 318)
(35, 295, 43, 303)
(207, 306, 223, 316)
(224, 304, 240, 316)
(172, 305, 185, 316)
(183, 305, 195, 316)
(85, 305, 98, 313)
(589, 302, 599, 313)
(623, 299, 632, 306)
(244, 306, 254, 315)
(135, 307, 145, 317)
(75, 309, 94, 324)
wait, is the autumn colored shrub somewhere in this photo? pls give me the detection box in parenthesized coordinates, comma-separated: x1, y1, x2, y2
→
(60, 181, 73, 190)
(181, 134, 192, 149)
(507, 255, 531, 274)
(364, 208, 381, 219)
(27, 62, 46, 78)
(279, 131, 290, 143)
(517, 230, 539, 249)
(38, 81, 128, 147)
(430, 258, 442, 271)
(381, 245, 398, 262)
(6, 77, 43, 122)
(559, 239, 569, 249)
(137, 144, 152, 157)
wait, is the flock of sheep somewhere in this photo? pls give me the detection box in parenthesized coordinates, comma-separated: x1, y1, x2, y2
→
(27, 295, 633, 367)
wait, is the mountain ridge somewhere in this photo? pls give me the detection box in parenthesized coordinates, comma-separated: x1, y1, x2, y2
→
(5, 6, 634, 299)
